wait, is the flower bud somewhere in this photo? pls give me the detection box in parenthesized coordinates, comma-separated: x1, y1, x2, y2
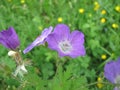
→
(8, 50, 17, 56)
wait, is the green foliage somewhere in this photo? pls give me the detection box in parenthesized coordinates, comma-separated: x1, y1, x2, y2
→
(48, 63, 88, 90)
(0, 0, 120, 90)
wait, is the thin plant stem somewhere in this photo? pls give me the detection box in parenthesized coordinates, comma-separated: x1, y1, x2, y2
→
(99, 45, 112, 56)
(85, 81, 113, 87)
(98, 56, 112, 69)
(77, 81, 114, 89)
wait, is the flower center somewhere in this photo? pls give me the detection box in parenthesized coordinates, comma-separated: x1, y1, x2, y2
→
(58, 40, 72, 54)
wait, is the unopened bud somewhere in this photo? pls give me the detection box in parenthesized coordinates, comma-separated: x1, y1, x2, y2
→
(8, 50, 17, 56)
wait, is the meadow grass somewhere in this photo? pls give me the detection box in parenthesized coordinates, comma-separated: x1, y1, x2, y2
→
(0, 0, 119, 90)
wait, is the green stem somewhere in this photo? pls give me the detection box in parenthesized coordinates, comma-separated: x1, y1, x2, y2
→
(78, 81, 114, 89)
(85, 81, 113, 87)
(98, 56, 112, 69)
(55, 55, 62, 76)
(109, 27, 118, 35)
(55, 56, 69, 76)
(99, 46, 112, 56)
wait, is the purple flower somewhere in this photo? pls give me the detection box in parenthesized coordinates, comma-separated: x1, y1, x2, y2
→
(104, 57, 120, 90)
(46, 24, 86, 58)
(0, 27, 20, 50)
(23, 26, 53, 54)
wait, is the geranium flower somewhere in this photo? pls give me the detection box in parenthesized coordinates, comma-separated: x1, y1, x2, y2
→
(23, 26, 53, 54)
(104, 57, 120, 90)
(46, 24, 86, 58)
(0, 27, 20, 50)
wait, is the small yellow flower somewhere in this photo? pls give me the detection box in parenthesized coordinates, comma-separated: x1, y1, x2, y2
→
(97, 77, 103, 88)
(21, 0, 25, 4)
(57, 17, 63, 23)
(38, 26, 43, 31)
(79, 8, 85, 14)
(112, 23, 119, 29)
(94, 1, 99, 5)
(115, 5, 120, 12)
(101, 54, 107, 60)
(97, 77, 102, 81)
(94, 1, 100, 11)
(101, 10, 106, 15)
(94, 5, 100, 11)
(100, 18, 106, 23)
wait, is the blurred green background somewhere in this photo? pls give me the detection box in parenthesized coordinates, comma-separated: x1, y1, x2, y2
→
(0, 0, 120, 90)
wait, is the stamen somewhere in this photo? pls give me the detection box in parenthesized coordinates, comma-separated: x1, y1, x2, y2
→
(59, 40, 72, 53)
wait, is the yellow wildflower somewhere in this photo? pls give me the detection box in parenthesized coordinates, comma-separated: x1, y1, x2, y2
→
(101, 54, 107, 60)
(94, 5, 100, 11)
(21, 0, 25, 4)
(97, 77, 103, 88)
(79, 8, 85, 14)
(100, 18, 106, 23)
(101, 10, 106, 15)
(57, 17, 63, 23)
(94, 1, 99, 5)
(98, 77, 102, 81)
(38, 26, 43, 31)
(115, 5, 120, 12)
(112, 23, 119, 29)
(94, 1, 100, 11)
